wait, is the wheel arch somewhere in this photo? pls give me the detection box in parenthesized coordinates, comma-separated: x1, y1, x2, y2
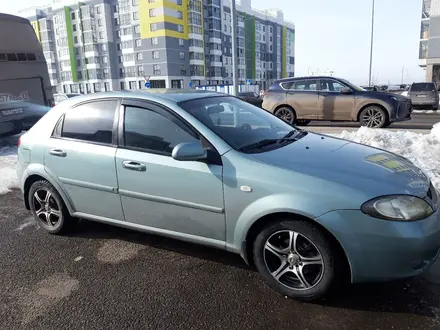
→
(356, 103, 390, 123)
(242, 212, 352, 283)
(23, 167, 75, 214)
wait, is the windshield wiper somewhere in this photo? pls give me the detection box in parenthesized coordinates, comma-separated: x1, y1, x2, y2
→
(239, 130, 308, 152)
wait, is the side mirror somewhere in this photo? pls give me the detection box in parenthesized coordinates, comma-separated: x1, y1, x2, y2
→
(172, 142, 207, 161)
(340, 87, 353, 94)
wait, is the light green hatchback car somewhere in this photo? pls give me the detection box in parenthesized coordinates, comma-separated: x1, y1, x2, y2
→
(17, 91, 440, 301)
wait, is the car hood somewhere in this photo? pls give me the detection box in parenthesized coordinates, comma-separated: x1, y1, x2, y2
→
(250, 132, 429, 198)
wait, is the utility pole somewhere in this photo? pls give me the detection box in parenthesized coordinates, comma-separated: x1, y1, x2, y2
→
(231, 0, 239, 96)
(368, 0, 375, 87)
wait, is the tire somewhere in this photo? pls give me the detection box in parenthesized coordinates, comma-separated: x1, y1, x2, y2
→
(433, 105, 438, 111)
(28, 180, 77, 234)
(253, 219, 336, 301)
(359, 106, 388, 128)
(275, 107, 296, 124)
(295, 119, 311, 126)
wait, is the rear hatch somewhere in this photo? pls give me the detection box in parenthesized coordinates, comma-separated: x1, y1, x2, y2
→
(409, 83, 438, 104)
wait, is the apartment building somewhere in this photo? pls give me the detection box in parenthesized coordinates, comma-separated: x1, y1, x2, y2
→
(419, 0, 440, 83)
(21, 0, 295, 93)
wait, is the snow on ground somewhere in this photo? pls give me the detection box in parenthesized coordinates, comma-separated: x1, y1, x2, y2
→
(0, 144, 18, 195)
(333, 123, 440, 190)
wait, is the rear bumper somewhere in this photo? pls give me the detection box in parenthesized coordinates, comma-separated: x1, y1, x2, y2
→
(315, 209, 440, 283)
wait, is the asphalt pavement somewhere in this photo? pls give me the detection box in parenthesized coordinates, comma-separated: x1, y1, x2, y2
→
(1, 190, 440, 330)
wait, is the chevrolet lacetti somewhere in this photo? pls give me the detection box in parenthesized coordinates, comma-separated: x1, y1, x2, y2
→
(17, 90, 440, 301)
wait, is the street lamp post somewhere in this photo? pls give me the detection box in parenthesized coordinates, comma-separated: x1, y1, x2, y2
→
(231, 0, 239, 96)
(368, 0, 375, 87)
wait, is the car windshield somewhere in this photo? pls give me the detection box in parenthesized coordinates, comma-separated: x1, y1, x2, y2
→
(411, 83, 435, 91)
(178, 96, 299, 152)
(339, 78, 366, 92)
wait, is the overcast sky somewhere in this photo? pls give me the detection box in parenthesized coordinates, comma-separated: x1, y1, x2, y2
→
(2, 0, 426, 85)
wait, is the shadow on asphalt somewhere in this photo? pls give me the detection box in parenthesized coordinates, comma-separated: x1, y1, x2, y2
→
(70, 219, 440, 317)
(70, 219, 251, 271)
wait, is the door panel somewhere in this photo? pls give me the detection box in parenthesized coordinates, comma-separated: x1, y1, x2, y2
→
(116, 149, 225, 240)
(116, 103, 226, 241)
(286, 79, 319, 120)
(45, 139, 123, 220)
(44, 99, 124, 220)
(318, 79, 355, 120)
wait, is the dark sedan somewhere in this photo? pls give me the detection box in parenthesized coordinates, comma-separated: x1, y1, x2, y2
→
(238, 92, 263, 107)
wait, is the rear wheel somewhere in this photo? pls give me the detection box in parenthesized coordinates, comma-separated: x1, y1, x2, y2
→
(253, 219, 336, 301)
(359, 106, 388, 128)
(275, 107, 296, 124)
(295, 119, 311, 126)
(28, 180, 77, 234)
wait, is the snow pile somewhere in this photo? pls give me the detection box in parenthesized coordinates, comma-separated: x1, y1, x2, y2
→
(0, 146, 18, 195)
(334, 123, 440, 189)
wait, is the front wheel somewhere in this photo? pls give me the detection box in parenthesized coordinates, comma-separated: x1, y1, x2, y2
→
(359, 106, 388, 128)
(253, 219, 336, 301)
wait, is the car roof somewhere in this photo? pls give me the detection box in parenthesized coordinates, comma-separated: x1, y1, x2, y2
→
(62, 89, 225, 104)
(275, 76, 344, 83)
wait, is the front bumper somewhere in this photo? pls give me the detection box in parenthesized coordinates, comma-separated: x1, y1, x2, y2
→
(315, 208, 440, 283)
(391, 99, 412, 122)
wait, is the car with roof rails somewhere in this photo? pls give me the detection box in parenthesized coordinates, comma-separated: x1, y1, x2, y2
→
(262, 76, 412, 128)
(17, 90, 440, 301)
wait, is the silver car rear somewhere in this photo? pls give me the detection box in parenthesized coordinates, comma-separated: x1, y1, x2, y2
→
(409, 82, 439, 110)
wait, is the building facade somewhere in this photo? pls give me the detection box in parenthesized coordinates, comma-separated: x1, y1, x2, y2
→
(419, 0, 440, 83)
(21, 0, 295, 93)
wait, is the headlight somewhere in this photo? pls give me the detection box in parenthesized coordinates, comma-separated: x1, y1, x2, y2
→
(361, 195, 434, 221)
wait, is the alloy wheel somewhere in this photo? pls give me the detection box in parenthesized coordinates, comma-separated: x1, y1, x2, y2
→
(263, 230, 324, 290)
(276, 109, 294, 123)
(362, 108, 384, 128)
(32, 189, 62, 227)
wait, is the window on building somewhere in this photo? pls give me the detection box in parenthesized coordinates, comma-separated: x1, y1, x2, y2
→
(136, 39, 142, 47)
(132, 0, 138, 6)
(74, 36, 78, 44)
(153, 64, 161, 75)
(104, 82, 110, 91)
(149, 9, 157, 17)
(97, 6, 102, 14)
(118, 56, 123, 63)
(134, 25, 140, 34)
(120, 81, 125, 90)
(61, 101, 117, 144)
(138, 65, 144, 75)
(99, 32, 104, 39)
(179, 38, 184, 46)
(98, 19, 103, 27)
(129, 81, 137, 90)
(124, 106, 198, 154)
(148, 0, 155, 2)
(71, 12, 76, 20)
(137, 52, 143, 60)
(177, 11, 183, 19)
(151, 23, 158, 31)
(177, 25, 183, 32)
(103, 56, 108, 64)
(101, 44, 107, 51)
(117, 43, 122, 51)
(153, 51, 159, 59)
(152, 37, 158, 45)
(179, 52, 185, 59)
(133, 12, 139, 20)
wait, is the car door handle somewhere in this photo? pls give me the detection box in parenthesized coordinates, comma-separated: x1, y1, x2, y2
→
(49, 149, 67, 157)
(122, 160, 146, 172)
(319, 93, 328, 97)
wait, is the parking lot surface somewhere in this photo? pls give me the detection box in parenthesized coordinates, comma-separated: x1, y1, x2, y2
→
(1, 190, 440, 330)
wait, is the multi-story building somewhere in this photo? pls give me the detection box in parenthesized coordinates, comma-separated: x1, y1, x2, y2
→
(20, 0, 295, 93)
(419, 0, 440, 83)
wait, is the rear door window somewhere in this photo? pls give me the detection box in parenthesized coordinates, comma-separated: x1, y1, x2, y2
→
(61, 100, 118, 144)
(293, 80, 318, 91)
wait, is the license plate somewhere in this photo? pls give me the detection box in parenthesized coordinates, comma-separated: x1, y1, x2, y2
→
(1, 108, 24, 116)
(416, 94, 427, 98)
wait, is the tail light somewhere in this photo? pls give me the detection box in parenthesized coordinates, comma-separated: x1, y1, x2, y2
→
(18, 136, 21, 148)
(49, 99, 55, 107)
